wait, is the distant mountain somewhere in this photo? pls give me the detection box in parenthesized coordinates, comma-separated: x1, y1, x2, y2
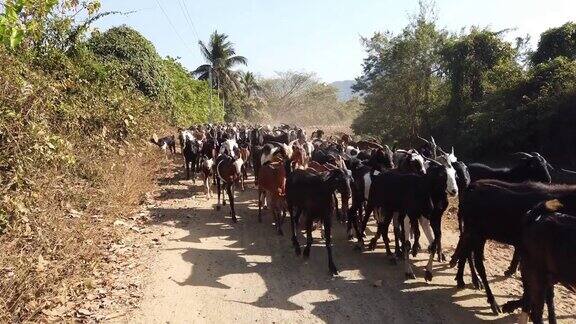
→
(329, 80, 356, 102)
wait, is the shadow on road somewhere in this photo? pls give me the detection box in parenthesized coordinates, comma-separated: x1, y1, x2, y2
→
(144, 162, 571, 323)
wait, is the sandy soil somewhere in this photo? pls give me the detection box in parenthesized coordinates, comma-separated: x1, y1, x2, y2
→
(124, 160, 576, 324)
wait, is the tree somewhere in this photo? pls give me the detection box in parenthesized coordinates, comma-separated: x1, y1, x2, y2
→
(260, 71, 358, 125)
(440, 28, 519, 130)
(240, 71, 261, 98)
(193, 31, 247, 105)
(163, 57, 224, 124)
(531, 22, 576, 65)
(88, 26, 167, 99)
(352, 3, 446, 145)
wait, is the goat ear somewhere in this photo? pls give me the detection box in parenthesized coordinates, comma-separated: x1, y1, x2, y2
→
(545, 199, 563, 212)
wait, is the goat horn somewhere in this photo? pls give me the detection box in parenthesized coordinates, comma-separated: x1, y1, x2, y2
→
(417, 135, 431, 145)
(437, 145, 448, 155)
(511, 152, 533, 159)
(423, 156, 442, 166)
(268, 141, 285, 148)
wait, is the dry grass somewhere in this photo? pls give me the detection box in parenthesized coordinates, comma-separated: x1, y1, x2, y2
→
(0, 141, 166, 322)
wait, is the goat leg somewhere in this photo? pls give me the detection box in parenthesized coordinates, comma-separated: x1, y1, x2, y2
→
(227, 184, 236, 223)
(303, 218, 313, 258)
(324, 213, 338, 276)
(546, 286, 557, 324)
(473, 241, 501, 314)
(216, 176, 222, 211)
(257, 190, 263, 223)
(504, 249, 520, 277)
(290, 206, 301, 256)
(410, 217, 421, 258)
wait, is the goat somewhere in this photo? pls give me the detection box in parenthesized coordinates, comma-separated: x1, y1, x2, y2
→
(467, 152, 553, 277)
(359, 149, 428, 240)
(182, 136, 202, 181)
(257, 160, 291, 235)
(450, 180, 576, 314)
(263, 131, 290, 145)
(201, 157, 214, 199)
(215, 151, 243, 223)
(151, 134, 176, 154)
(365, 161, 458, 280)
(286, 168, 352, 275)
(346, 147, 395, 247)
(502, 198, 576, 324)
(393, 149, 427, 175)
(468, 152, 552, 184)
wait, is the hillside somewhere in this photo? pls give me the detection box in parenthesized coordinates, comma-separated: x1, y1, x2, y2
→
(329, 80, 356, 101)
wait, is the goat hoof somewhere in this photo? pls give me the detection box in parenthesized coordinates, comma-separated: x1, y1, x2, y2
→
(501, 301, 518, 314)
(473, 281, 484, 290)
(294, 248, 301, 256)
(303, 248, 310, 259)
(353, 244, 363, 251)
(440, 253, 447, 262)
(232, 217, 238, 223)
(456, 280, 466, 289)
(368, 240, 377, 251)
(347, 234, 354, 240)
(216, 205, 221, 211)
(424, 271, 433, 282)
(490, 303, 501, 315)
(449, 259, 458, 268)
(329, 267, 339, 276)
(504, 269, 515, 277)
(405, 272, 416, 280)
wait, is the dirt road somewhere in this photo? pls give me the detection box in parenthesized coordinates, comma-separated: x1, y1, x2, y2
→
(127, 161, 575, 323)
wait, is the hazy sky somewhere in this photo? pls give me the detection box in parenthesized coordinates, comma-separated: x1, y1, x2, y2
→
(94, 0, 576, 82)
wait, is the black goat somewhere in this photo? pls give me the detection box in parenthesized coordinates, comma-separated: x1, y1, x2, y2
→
(263, 131, 290, 145)
(359, 149, 428, 243)
(502, 198, 576, 324)
(182, 137, 201, 180)
(450, 180, 576, 314)
(345, 148, 395, 248)
(468, 152, 552, 184)
(151, 135, 176, 154)
(467, 152, 553, 277)
(286, 168, 352, 275)
(365, 161, 457, 280)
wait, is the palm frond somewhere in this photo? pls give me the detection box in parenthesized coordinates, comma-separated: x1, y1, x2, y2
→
(227, 55, 248, 67)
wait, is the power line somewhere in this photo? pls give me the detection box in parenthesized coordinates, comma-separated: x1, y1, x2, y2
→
(154, 0, 195, 54)
(178, 0, 200, 44)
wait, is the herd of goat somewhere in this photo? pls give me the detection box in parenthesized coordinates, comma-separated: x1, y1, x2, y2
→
(151, 124, 576, 324)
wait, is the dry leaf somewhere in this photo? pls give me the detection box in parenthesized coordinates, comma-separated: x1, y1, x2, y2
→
(76, 308, 92, 317)
(36, 255, 48, 272)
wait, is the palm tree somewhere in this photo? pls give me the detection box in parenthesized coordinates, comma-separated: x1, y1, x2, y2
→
(240, 71, 262, 98)
(193, 31, 247, 104)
